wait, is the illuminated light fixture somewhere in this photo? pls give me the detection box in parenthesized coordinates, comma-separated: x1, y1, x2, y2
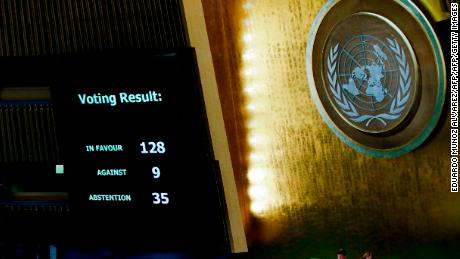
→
(250, 201, 267, 214)
(244, 85, 257, 94)
(243, 67, 256, 77)
(243, 33, 253, 43)
(241, 1, 278, 218)
(247, 168, 266, 183)
(243, 50, 256, 61)
(248, 134, 264, 146)
(243, 2, 254, 11)
(243, 18, 253, 27)
(249, 152, 263, 163)
(246, 104, 257, 112)
(248, 186, 267, 200)
(246, 119, 257, 130)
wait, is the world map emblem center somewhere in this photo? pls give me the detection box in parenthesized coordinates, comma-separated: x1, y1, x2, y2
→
(307, 0, 446, 158)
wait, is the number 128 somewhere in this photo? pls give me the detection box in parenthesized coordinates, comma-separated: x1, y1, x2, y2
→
(140, 141, 166, 154)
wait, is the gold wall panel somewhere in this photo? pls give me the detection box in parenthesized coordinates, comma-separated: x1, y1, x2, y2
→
(203, 0, 459, 258)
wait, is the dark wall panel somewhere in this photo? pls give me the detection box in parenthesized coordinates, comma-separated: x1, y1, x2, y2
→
(0, 104, 59, 163)
(0, 0, 188, 56)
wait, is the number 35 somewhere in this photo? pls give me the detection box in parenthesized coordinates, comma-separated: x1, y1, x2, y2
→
(152, 192, 169, 205)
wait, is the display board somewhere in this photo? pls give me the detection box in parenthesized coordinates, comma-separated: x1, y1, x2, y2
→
(52, 49, 230, 253)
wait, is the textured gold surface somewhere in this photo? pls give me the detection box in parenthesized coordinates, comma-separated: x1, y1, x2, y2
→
(418, 0, 450, 21)
(204, 0, 459, 258)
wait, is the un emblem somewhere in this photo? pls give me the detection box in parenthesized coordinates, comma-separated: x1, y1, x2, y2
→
(307, 0, 446, 157)
(326, 33, 416, 133)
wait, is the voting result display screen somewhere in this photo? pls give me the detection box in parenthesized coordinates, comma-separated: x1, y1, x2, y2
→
(52, 49, 229, 253)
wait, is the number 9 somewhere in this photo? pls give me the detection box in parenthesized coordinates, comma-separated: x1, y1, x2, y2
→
(152, 167, 161, 179)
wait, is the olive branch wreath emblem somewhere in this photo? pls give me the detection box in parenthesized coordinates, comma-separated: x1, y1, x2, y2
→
(327, 38, 411, 127)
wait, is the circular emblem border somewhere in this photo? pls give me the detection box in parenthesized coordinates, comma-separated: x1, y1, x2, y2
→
(306, 0, 446, 158)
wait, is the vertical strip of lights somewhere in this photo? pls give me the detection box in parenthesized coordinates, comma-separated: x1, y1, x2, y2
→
(241, 0, 280, 217)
